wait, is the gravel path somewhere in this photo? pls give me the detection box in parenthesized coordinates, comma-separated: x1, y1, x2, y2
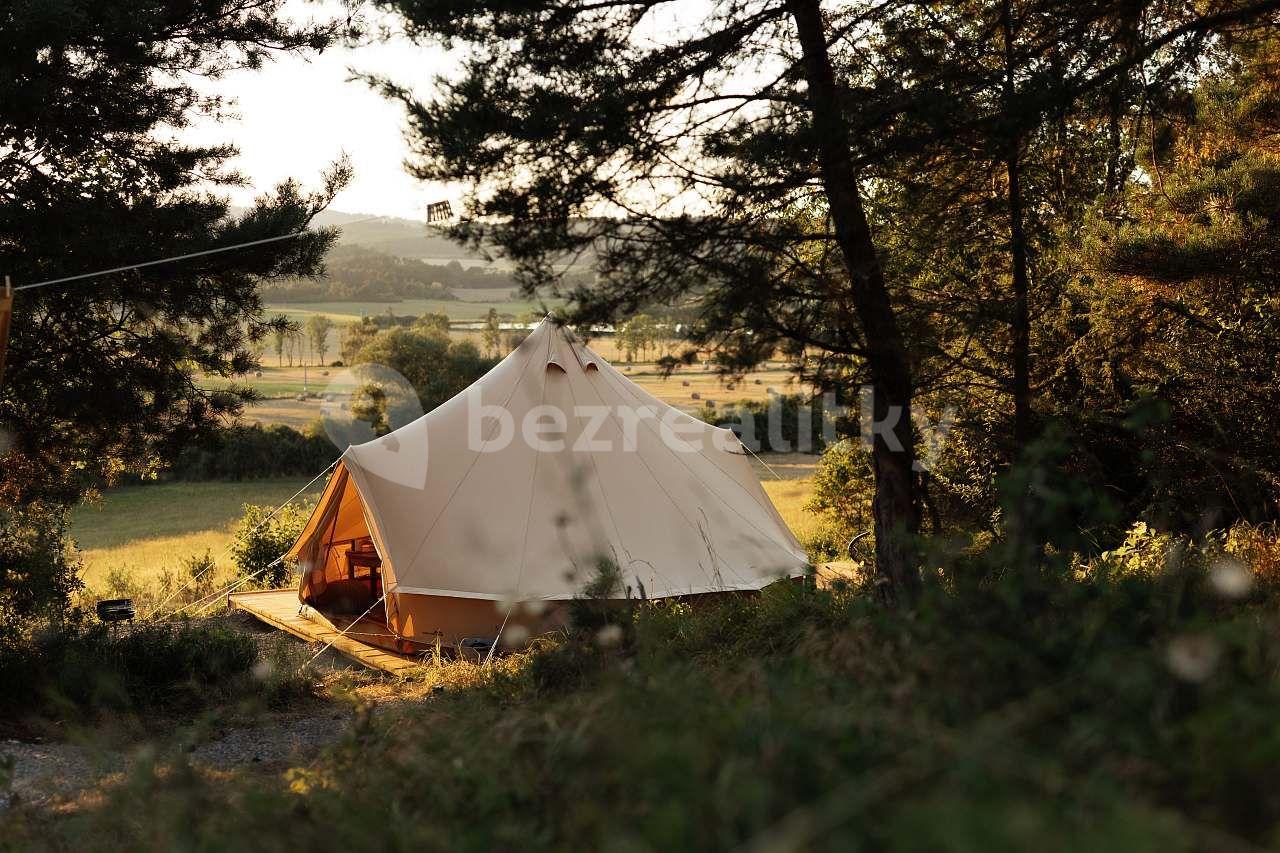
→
(3, 739, 99, 807)
(2, 711, 349, 809)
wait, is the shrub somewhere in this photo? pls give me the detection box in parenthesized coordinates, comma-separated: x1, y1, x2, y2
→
(0, 618, 259, 716)
(14, 541, 1280, 850)
(230, 501, 314, 587)
(0, 503, 82, 645)
(254, 633, 317, 707)
(798, 440, 873, 561)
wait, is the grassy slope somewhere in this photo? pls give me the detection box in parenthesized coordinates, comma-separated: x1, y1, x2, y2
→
(15, 561, 1280, 851)
(71, 479, 323, 591)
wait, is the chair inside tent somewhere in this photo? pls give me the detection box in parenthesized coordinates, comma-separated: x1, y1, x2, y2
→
(285, 318, 811, 650)
(290, 463, 384, 619)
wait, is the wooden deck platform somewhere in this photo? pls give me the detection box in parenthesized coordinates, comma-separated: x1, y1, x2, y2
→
(228, 589, 421, 676)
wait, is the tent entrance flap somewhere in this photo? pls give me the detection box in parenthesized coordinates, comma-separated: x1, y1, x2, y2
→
(297, 465, 385, 619)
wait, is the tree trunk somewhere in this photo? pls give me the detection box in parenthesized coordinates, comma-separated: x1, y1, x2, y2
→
(788, 0, 921, 601)
(1001, 0, 1034, 451)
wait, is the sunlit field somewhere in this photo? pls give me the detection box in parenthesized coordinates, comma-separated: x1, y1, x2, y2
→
(267, 295, 561, 324)
(71, 479, 324, 594)
(234, 361, 807, 429)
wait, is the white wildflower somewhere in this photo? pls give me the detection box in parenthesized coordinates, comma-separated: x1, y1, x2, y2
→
(1166, 634, 1222, 683)
(1209, 558, 1252, 600)
(595, 624, 624, 647)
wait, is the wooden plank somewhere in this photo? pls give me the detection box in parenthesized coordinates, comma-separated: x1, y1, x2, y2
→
(229, 590, 420, 676)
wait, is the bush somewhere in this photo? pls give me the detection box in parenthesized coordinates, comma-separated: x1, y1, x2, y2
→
(47, 549, 1280, 850)
(0, 503, 82, 644)
(797, 439, 873, 561)
(0, 618, 259, 716)
(254, 633, 317, 707)
(229, 501, 314, 587)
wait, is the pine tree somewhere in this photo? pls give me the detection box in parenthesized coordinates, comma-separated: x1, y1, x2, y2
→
(370, 0, 1280, 593)
(0, 1, 349, 505)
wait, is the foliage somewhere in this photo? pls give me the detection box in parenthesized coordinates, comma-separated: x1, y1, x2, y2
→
(0, 618, 258, 717)
(26, 535, 1280, 849)
(305, 314, 335, 365)
(230, 502, 315, 588)
(0, 1, 347, 507)
(164, 423, 334, 482)
(481, 307, 502, 356)
(254, 633, 318, 707)
(566, 557, 637, 645)
(615, 314, 668, 362)
(414, 311, 452, 337)
(698, 394, 830, 454)
(0, 504, 82, 643)
(340, 317, 383, 365)
(370, 0, 1280, 596)
(354, 326, 497, 416)
(803, 439, 874, 560)
(1065, 37, 1280, 528)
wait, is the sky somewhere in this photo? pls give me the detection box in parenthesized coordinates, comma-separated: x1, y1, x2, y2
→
(177, 1, 720, 222)
(178, 2, 459, 222)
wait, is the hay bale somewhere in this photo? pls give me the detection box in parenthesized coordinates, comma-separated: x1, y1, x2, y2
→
(691, 392, 701, 400)
(681, 379, 690, 387)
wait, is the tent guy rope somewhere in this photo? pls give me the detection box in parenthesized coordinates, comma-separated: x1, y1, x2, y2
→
(303, 589, 384, 666)
(144, 457, 339, 620)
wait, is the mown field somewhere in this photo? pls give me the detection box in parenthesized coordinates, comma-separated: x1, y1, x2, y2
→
(266, 295, 560, 324)
(235, 362, 804, 429)
(71, 479, 324, 596)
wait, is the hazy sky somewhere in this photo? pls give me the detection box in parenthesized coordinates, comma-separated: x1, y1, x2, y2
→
(179, 3, 459, 222)
(178, 1, 718, 222)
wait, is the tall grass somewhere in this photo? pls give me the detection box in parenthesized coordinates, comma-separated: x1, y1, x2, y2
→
(12, 528, 1280, 851)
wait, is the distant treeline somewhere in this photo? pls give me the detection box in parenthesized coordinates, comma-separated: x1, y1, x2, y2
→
(261, 244, 593, 302)
(163, 423, 334, 481)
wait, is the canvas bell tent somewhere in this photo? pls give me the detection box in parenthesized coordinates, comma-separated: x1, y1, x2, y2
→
(285, 319, 808, 646)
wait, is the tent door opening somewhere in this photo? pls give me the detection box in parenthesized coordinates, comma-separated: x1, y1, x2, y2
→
(297, 465, 387, 623)
(309, 535, 383, 618)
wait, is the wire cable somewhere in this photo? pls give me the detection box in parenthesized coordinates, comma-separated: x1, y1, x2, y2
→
(12, 215, 391, 292)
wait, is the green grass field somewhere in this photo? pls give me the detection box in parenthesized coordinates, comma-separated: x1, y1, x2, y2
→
(71, 479, 324, 593)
